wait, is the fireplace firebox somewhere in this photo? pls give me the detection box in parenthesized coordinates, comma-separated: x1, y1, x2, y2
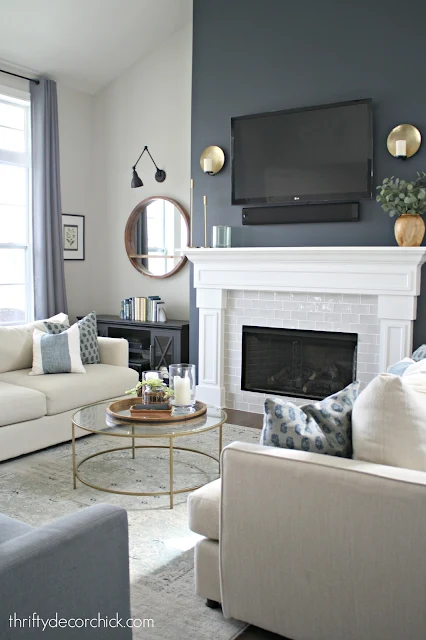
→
(241, 326, 357, 401)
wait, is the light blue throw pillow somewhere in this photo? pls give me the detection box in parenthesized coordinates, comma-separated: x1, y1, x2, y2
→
(387, 358, 415, 375)
(44, 311, 100, 365)
(261, 381, 359, 458)
(412, 345, 426, 362)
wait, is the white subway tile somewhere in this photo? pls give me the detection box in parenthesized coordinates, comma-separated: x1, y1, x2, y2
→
(351, 304, 370, 314)
(266, 300, 283, 310)
(360, 315, 379, 325)
(299, 303, 315, 312)
(358, 334, 377, 345)
(259, 291, 276, 300)
(235, 402, 249, 411)
(324, 312, 342, 323)
(356, 362, 368, 373)
(324, 293, 343, 303)
(274, 310, 291, 319)
(307, 294, 325, 302)
(369, 304, 378, 315)
(275, 292, 292, 301)
(334, 303, 351, 312)
(251, 299, 268, 310)
(282, 302, 303, 311)
(361, 295, 377, 304)
(243, 290, 259, 299)
(342, 313, 360, 324)
(290, 292, 307, 301)
(248, 404, 264, 415)
(266, 319, 284, 328)
(342, 294, 361, 303)
(315, 302, 333, 312)
(281, 321, 300, 329)
(299, 321, 315, 329)
(308, 312, 324, 321)
(366, 363, 380, 374)
(236, 299, 253, 309)
(315, 322, 334, 331)
(291, 311, 307, 320)
(357, 353, 379, 364)
(364, 324, 380, 335)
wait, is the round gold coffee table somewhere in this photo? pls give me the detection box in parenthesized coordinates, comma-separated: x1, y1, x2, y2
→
(71, 400, 227, 508)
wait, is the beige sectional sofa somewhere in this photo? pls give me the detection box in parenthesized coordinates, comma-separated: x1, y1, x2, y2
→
(0, 315, 138, 461)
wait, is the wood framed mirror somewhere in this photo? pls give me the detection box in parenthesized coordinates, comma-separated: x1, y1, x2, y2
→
(125, 197, 189, 279)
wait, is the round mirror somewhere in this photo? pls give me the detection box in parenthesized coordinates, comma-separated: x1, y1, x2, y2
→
(125, 197, 189, 279)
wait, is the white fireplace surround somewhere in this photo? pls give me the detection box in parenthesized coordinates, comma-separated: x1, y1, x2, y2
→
(185, 247, 426, 409)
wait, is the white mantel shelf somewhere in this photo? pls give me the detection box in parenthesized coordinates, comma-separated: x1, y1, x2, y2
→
(184, 246, 426, 296)
(183, 246, 426, 407)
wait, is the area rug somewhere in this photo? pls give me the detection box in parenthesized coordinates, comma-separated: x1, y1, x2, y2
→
(0, 423, 261, 640)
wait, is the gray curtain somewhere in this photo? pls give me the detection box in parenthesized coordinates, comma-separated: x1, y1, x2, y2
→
(30, 77, 68, 319)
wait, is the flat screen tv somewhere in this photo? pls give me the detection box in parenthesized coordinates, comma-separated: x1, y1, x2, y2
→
(231, 99, 373, 206)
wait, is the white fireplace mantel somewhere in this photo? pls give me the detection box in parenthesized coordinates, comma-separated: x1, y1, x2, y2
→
(184, 247, 426, 407)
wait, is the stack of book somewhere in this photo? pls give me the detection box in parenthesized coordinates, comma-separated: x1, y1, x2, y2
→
(120, 296, 167, 322)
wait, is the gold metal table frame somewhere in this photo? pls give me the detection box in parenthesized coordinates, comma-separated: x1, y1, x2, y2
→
(72, 401, 227, 509)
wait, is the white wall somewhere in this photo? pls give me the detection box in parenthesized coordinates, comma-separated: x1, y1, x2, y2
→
(57, 84, 94, 321)
(91, 22, 192, 320)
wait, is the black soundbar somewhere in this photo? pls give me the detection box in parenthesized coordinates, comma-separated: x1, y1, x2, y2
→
(242, 202, 359, 225)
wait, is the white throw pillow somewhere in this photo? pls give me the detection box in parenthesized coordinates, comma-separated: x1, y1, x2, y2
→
(30, 324, 85, 375)
(0, 313, 69, 373)
(402, 359, 426, 377)
(352, 373, 426, 471)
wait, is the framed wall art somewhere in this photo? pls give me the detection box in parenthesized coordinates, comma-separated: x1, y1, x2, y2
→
(62, 214, 85, 260)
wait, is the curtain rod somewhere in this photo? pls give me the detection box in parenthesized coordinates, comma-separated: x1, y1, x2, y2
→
(0, 69, 39, 85)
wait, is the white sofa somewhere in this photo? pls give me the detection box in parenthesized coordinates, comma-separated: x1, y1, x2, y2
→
(0, 317, 138, 461)
(188, 441, 426, 640)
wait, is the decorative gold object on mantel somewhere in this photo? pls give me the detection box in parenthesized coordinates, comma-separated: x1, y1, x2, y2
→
(200, 145, 225, 175)
(387, 124, 421, 159)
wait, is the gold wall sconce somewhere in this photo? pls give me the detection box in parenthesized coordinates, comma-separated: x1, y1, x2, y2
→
(387, 124, 422, 160)
(200, 145, 225, 175)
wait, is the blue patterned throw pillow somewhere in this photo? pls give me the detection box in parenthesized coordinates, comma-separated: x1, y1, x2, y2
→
(261, 381, 359, 458)
(412, 344, 426, 362)
(44, 311, 100, 365)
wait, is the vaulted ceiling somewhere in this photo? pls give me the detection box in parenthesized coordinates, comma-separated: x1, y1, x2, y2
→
(0, 0, 192, 93)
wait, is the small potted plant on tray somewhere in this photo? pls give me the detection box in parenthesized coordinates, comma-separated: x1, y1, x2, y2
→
(126, 377, 173, 406)
(376, 172, 426, 246)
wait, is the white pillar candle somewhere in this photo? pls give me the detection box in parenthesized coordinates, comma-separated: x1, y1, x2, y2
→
(395, 140, 407, 157)
(203, 158, 213, 173)
(174, 375, 191, 405)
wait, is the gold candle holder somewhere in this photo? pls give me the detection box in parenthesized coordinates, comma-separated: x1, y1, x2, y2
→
(189, 178, 194, 247)
(203, 195, 208, 248)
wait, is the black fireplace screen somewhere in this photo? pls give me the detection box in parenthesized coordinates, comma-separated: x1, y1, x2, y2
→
(241, 326, 357, 401)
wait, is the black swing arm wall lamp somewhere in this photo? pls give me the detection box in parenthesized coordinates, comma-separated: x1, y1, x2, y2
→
(131, 146, 166, 188)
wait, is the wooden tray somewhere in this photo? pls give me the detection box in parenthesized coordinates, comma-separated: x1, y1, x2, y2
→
(106, 398, 207, 423)
(130, 404, 172, 420)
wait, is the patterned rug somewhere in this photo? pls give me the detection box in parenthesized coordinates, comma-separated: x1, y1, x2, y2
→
(0, 423, 261, 640)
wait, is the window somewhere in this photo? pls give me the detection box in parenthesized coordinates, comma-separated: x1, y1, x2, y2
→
(0, 86, 32, 324)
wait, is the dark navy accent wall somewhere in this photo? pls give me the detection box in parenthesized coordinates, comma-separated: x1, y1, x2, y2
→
(190, 0, 426, 365)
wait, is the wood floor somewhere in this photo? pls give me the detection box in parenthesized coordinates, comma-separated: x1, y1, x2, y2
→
(225, 408, 263, 430)
(235, 625, 287, 639)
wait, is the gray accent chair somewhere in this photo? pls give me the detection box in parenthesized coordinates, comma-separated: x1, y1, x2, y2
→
(0, 504, 132, 639)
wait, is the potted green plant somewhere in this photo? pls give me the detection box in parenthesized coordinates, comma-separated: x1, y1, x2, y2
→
(125, 377, 173, 405)
(376, 172, 426, 246)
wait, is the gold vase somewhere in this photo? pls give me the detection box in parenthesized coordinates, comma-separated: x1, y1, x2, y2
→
(394, 214, 425, 247)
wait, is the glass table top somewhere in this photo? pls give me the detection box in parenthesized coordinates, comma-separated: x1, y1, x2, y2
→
(72, 401, 227, 438)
